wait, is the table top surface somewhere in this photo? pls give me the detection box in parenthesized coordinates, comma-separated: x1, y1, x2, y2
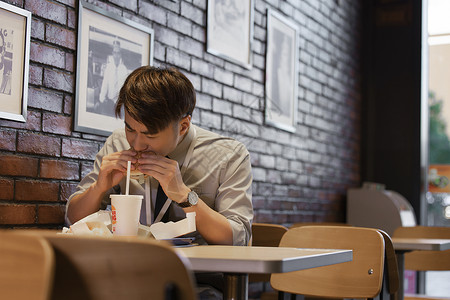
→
(392, 237, 450, 251)
(177, 245, 352, 274)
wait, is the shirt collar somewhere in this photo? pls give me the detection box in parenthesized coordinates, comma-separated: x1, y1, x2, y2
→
(167, 125, 195, 167)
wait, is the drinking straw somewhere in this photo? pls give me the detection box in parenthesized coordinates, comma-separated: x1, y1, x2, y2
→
(125, 160, 131, 195)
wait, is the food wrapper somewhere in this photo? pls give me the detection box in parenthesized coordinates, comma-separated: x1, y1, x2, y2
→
(137, 223, 153, 238)
(61, 210, 195, 239)
(72, 221, 113, 236)
(61, 210, 113, 236)
(150, 212, 196, 239)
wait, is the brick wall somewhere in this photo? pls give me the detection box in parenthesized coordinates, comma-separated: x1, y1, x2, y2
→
(0, 0, 362, 228)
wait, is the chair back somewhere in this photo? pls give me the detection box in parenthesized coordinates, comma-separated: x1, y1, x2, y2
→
(45, 235, 197, 300)
(251, 223, 288, 247)
(378, 230, 399, 295)
(0, 231, 55, 300)
(290, 222, 350, 228)
(250, 223, 288, 282)
(270, 226, 385, 299)
(393, 226, 450, 271)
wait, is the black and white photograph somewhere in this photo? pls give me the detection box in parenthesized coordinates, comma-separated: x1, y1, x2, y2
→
(265, 10, 299, 132)
(0, 27, 13, 96)
(0, 2, 31, 122)
(86, 27, 143, 118)
(75, 1, 154, 136)
(207, 0, 253, 69)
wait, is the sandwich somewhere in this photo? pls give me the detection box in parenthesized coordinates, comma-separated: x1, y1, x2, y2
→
(130, 150, 156, 179)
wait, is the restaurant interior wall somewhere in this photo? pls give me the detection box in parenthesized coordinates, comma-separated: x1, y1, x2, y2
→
(0, 0, 362, 228)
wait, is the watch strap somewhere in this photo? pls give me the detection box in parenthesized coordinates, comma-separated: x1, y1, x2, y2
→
(177, 200, 192, 208)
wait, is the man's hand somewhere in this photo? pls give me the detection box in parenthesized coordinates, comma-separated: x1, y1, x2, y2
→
(138, 152, 234, 245)
(137, 153, 190, 203)
(67, 149, 138, 224)
(96, 149, 138, 193)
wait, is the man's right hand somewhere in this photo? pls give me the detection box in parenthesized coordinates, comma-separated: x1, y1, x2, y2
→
(96, 149, 138, 193)
(66, 149, 138, 224)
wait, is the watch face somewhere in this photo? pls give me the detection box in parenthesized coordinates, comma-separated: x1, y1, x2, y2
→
(188, 191, 198, 206)
(177, 191, 198, 208)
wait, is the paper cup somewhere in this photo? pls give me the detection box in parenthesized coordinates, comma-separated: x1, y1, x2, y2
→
(110, 195, 143, 236)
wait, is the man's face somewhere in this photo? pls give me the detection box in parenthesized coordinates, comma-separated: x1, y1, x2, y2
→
(124, 110, 184, 156)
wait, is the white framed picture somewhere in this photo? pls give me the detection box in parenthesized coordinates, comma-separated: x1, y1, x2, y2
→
(0, 2, 31, 122)
(265, 10, 299, 132)
(74, 0, 154, 136)
(207, 0, 254, 69)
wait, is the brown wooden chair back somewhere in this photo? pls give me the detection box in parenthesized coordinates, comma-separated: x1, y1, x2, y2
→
(290, 222, 350, 228)
(378, 230, 400, 295)
(44, 234, 197, 300)
(249, 223, 288, 283)
(251, 223, 288, 247)
(0, 231, 55, 300)
(270, 226, 386, 299)
(393, 226, 450, 271)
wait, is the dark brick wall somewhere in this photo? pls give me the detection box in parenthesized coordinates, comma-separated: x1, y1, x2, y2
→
(0, 0, 362, 228)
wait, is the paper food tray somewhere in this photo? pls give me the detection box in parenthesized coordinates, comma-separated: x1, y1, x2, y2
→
(150, 212, 196, 239)
(62, 210, 196, 239)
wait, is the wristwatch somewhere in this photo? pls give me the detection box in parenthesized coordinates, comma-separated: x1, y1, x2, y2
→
(177, 190, 199, 208)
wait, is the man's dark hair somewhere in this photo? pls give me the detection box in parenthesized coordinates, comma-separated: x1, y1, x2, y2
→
(115, 66, 196, 134)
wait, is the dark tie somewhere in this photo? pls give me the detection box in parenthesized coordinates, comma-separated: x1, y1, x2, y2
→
(154, 183, 170, 222)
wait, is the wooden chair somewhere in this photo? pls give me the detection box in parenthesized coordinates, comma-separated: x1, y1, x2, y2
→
(251, 222, 288, 247)
(37, 234, 197, 300)
(393, 226, 450, 300)
(0, 230, 55, 300)
(378, 229, 400, 299)
(290, 222, 350, 228)
(287, 224, 399, 299)
(249, 223, 288, 283)
(270, 226, 386, 299)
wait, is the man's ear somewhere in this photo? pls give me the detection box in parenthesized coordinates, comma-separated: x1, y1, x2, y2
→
(179, 115, 191, 135)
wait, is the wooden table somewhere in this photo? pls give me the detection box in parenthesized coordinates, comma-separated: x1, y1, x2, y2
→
(392, 238, 450, 251)
(178, 245, 353, 300)
(392, 238, 450, 300)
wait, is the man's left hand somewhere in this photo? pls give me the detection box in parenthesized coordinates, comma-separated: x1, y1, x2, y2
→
(137, 153, 190, 203)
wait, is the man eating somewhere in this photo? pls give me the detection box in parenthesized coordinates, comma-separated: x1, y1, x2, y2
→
(66, 66, 254, 247)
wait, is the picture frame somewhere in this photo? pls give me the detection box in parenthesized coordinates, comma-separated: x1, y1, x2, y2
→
(0, 2, 31, 122)
(74, 0, 154, 136)
(265, 10, 299, 133)
(207, 0, 254, 69)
